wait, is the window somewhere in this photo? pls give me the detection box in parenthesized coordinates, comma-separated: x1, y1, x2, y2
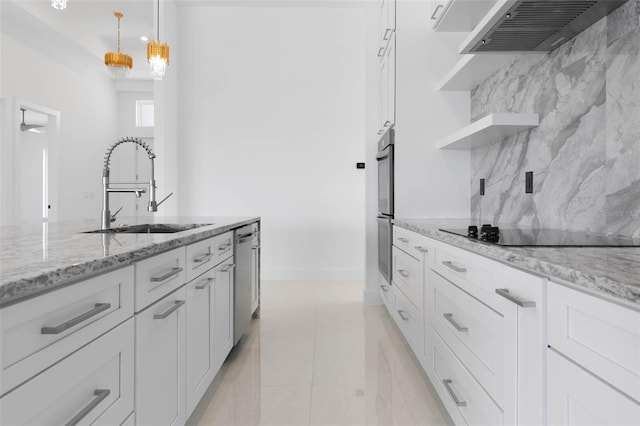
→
(136, 100, 155, 127)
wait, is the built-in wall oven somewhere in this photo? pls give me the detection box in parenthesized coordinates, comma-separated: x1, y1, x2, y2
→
(376, 126, 394, 285)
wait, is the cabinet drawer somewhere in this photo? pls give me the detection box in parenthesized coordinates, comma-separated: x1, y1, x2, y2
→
(135, 247, 186, 312)
(0, 266, 134, 395)
(393, 285, 422, 354)
(0, 318, 134, 425)
(213, 231, 234, 264)
(548, 282, 640, 401)
(429, 270, 515, 406)
(392, 246, 423, 310)
(393, 226, 431, 260)
(379, 281, 394, 315)
(433, 244, 494, 293)
(547, 349, 640, 425)
(428, 326, 503, 426)
(186, 237, 216, 282)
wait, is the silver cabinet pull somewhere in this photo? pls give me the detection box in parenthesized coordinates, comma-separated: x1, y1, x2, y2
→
(398, 237, 409, 243)
(495, 288, 536, 307)
(383, 28, 392, 40)
(380, 285, 389, 293)
(65, 389, 110, 426)
(221, 264, 236, 273)
(414, 246, 429, 253)
(377, 47, 385, 57)
(150, 267, 183, 282)
(195, 277, 214, 290)
(431, 4, 444, 20)
(442, 261, 467, 273)
(154, 300, 186, 319)
(41, 303, 111, 335)
(218, 243, 232, 251)
(397, 310, 409, 321)
(442, 380, 466, 407)
(397, 269, 409, 278)
(443, 313, 468, 332)
(384, 121, 391, 127)
(193, 252, 212, 263)
(377, 129, 385, 135)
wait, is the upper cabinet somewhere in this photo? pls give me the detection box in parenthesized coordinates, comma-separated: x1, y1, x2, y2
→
(378, 0, 396, 62)
(431, 0, 496, 32)
(376, 0, 396, 135)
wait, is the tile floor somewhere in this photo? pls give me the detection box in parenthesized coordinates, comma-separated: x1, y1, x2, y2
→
(189, 281, 453, 426)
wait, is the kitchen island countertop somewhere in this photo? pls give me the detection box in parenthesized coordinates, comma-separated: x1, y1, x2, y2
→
(0, 216, 259, 307)
(394, 218, 640, 309)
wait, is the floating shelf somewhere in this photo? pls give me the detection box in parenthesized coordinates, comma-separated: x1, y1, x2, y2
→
(435, 0, 497, 33)
(437, 53, 519, 91)
(437, 113, 539, 150)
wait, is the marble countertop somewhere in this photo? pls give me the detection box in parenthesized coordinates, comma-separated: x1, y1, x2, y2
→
(0, 216, 259, 307)
(394, 218, 640, 310)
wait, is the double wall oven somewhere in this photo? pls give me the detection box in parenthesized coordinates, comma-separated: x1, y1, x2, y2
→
(376, 126, 394, 285)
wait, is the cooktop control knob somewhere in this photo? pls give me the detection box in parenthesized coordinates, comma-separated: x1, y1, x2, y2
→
(481, 226, 500, 242)
(468, 225, 478, 238)
(481, 224, 492, 233)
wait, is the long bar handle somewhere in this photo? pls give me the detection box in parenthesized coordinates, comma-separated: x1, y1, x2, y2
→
(442, 261, 467, 273)
(193, 252, 212, 263)
(383, 28, 392, 40)
(154, 300, 186, 320)
(41, 303, 111, 335)
(397, 310, 409, 321)
(218, 243, 232, 251)
(442, 380, 466, 407)
(150, 267, 183, 282)
(397, 237, 409, 243)
(380, 285, 389, 293)
(65, 389, 111, 426)
(431, 4, 444, 20)
(377, 47, 385, 57)
(443, 313, 468, 332)
(495, 288, 536, 307)
(195, 277, 215, 290)
(397, 269, 409, 278)
(414, 246, 429, 253)
(221, 264, 236, 273)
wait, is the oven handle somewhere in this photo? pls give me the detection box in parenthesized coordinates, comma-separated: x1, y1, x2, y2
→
(376, 150, 390, 161)
(377, 215, 391, 222)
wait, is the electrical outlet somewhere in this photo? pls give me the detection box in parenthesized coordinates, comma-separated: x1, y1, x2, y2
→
(525, 171, 533, 193)
(356, 162, 365, 169)
(480, 178, 485, 196)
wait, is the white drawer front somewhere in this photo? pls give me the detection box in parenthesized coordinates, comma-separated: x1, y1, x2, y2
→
(379, 281, 394, 315)
(394, 285, 422, 355)
(547, 349, 640, 425)
(429, 327, 504, 426)
(433, 245, 494, 295)
(548, 282, 640, 401)
(430, 270, 516, 406)
(392, 246, 423, 310)
(185, 237, 216, 282)
(0, 266, 134, 395)
(0, 318, 134, 425)
(212, 231, 234, 265)
(135, 247, 186, 312)
(393, 226, 431, 260)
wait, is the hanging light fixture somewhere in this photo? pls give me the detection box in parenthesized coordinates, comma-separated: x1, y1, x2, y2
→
(51, 0, 67, 10)
(104, 12, 133, 79)
(147, 0, 170, 80)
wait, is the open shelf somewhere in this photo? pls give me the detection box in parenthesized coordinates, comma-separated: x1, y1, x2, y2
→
(437, 113, 539, 150)
(437, 53, 519, 91)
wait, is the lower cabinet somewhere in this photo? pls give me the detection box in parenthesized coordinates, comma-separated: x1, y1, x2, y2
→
(135, 287, 187, 426)
(213, 257, 235, 373)
(0, 319, 134, 425)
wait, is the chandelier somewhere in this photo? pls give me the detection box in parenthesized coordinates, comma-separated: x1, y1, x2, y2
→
(51, 0, 67, 10)
(147, 0, 170, 80)
(104, 12, 133, 79)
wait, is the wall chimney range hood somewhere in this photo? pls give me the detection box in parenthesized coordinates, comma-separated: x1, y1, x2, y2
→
(461, 0, 628, 53)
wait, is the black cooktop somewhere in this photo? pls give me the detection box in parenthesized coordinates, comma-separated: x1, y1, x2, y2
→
(439, 225, 640, 247)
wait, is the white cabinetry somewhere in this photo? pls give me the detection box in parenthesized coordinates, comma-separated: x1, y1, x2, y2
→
(135, 286, 187, 426)
(213, 257, 235, 372)
(1, 319, 134, 425)
(377, 0, 396, 135)
(430, 0, 451, 28)
(547, 282, 640, 426)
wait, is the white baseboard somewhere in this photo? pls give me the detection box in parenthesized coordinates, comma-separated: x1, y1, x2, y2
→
(363, 288, 383, 305)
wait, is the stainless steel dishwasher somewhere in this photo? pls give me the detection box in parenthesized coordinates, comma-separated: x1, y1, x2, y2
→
(234, 223, 259, 344)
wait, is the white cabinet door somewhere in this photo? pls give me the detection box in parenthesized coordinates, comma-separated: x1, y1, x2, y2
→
(135, 287, 186, 426)
(213, 258, 235, 372)
(387, 34, 395, 127)
(430, 0, 451, 28)
(185, 269, 216, 418)
(547, 349, 640, 426)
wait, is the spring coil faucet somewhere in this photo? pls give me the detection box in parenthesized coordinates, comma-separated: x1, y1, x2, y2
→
(101, 137, 172, 230)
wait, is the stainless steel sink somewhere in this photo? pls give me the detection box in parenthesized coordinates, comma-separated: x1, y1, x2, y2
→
(83, 223, 213, 234)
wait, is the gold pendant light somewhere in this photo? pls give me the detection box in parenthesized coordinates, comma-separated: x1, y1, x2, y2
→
(147, 0, 170, 80)
(105, 12, 133, 79)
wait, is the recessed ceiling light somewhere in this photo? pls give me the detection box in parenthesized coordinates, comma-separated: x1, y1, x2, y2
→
(141, 36, 148, 42)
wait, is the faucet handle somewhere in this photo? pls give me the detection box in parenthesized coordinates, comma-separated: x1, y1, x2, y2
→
(110, 206, 123, 223)
(156, 193, 174, 208)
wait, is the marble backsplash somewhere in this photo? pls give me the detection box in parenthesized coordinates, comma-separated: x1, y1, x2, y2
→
(470, 0, 640, 238)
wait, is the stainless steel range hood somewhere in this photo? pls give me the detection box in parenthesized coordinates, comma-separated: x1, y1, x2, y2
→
(460, 0, 628, 53)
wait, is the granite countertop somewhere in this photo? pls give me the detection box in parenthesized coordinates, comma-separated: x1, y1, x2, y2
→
(0, 216, 259, 307)
(394, 218, 640, 310)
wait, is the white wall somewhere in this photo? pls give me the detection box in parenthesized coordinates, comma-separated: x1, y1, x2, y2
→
(117, 90, 154, 138)
(176, 5, 366, 281)
(0, 34, 119, 225)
